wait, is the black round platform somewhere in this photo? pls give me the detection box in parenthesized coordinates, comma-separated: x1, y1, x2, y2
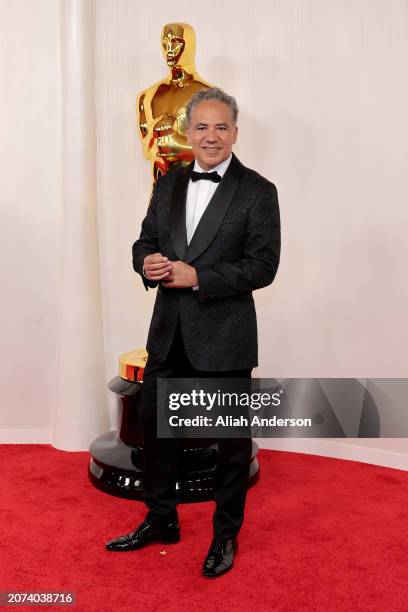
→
(88, 375, 259, 501)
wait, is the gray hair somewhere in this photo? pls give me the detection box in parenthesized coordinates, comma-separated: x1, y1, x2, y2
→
(186, 87, 239, 127)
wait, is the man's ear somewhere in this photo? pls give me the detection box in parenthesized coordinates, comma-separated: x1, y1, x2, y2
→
(233, 125, 238, 144)
(186, 126, 192, 145)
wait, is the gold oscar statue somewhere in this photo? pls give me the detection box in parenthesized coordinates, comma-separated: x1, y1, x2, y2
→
(136, 22, 214, 180)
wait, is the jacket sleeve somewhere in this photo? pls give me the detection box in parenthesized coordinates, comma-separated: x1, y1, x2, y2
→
(195, 182, 280, 303)
(132, 180, 160, 290)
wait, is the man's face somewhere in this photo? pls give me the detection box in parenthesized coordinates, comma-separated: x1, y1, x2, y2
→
(186, 100, 238, 170)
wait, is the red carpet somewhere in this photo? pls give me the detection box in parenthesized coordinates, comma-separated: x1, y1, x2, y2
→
(2, 444, 408, 611)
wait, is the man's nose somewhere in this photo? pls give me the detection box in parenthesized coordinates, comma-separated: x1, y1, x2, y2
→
(205, 129, 218, 142)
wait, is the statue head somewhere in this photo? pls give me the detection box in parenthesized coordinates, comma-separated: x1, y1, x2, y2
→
(161, 23, 196, 69)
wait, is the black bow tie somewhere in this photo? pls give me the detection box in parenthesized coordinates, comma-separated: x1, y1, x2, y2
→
(190, 170, 221, 183)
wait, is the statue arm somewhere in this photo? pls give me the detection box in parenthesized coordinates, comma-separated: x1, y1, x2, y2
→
(136, 90, 148, 139)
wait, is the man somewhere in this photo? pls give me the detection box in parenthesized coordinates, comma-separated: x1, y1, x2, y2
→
(106, 88, 281, 578)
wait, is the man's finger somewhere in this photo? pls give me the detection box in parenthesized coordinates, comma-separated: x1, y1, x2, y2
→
(146, 262, 172, 271)
(145, 254, 168, 264)
(146, 266, 171, 277)
(147, 270, 171, 280)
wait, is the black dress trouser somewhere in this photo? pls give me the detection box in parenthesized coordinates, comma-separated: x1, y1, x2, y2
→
(140, 321, 253, 539)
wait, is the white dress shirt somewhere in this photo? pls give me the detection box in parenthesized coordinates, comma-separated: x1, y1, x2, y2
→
(186, 154, 232, 245)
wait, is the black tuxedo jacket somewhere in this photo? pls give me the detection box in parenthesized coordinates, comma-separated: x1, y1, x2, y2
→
(132, 153, 280, 371)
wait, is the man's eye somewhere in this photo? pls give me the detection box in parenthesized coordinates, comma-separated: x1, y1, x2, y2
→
(217, 126, 227, 130)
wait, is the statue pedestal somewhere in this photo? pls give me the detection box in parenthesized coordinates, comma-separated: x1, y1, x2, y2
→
(88, 350, 260, 501)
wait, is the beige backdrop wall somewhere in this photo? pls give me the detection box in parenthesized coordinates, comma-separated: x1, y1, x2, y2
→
(1, 0, 407, 461)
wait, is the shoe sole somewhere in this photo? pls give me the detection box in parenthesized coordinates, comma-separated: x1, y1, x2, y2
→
(159, 534, 180, 544)
(202, 562, 234, 579)
(106, 533, 180, 551)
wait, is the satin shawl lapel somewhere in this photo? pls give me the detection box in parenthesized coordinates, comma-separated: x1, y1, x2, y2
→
(185, 154, 245, 264)
(169, 162, 192, 260)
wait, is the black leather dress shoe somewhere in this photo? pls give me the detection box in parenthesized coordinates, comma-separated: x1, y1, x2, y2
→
(106, 518, 180, 552)
(202, 538, 237, 578)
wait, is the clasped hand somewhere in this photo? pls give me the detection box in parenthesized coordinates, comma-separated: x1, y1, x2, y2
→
(143, 253, 198, 289)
